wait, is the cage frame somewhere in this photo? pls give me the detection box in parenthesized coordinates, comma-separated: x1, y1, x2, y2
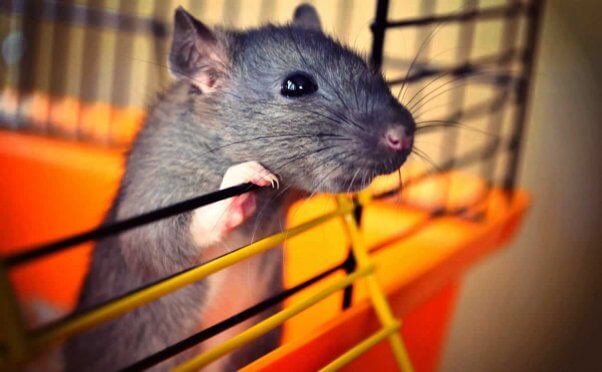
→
(0, 0, 544, 370)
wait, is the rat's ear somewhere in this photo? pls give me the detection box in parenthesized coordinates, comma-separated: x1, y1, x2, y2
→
(169, 6, 228, 93)
(292, 4, 322, 31)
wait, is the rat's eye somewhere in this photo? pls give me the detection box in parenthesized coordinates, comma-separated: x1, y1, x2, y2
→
(281, 73, 318, 97)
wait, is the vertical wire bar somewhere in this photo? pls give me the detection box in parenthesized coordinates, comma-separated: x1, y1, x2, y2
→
(503, 0, 544, 194)
(1, 0, 23, 129)
(108, 0, 135, 146)
(369, 0, 389, 70)
(41, 0, 57, 134)
(150, 1, 170, 91)
(341, 237, 357, 309)
(36, 0, 55, 134)
(439, 0, 479, 211)
(405, 0, 436, 114)
(0, 2, 11, 89)
(365, 4, 413, 368)
(77, 0, 103, 142)
(47, 0, 74, 137)
(348, 0, 388, 310)
(341, 195, 364, 310)
(15, 0, 41, 131)
(480, 0, 521, 204)
(0, 264, 29, 369)
(335, 195, 414, 372)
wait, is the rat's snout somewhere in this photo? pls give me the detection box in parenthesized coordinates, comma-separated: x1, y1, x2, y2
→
(383, 125, 413, 153)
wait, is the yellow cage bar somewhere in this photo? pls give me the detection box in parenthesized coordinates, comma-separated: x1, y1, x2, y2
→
(0, 264, 29, 368)
(173, 265, 374, 371)
(0, 192, 416, 371)
(335, 195, 414, 372)
(171, 194, 415, 371)
(320, 322, 400, 372)
(29, 203, 354, 352)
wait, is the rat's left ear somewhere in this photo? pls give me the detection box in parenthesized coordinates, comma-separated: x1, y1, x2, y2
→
(169, 6, 228, 93)
(292, 4, 322, 31)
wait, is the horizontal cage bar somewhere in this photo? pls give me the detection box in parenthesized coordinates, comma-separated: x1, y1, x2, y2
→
(386, 49, 520, 86)
(320, 323, 400, 371)
(28, 204, 353, 351)
(384, 2, 529, 29)
(2, 183, 261, 267)
(0, 1, 167, 37)
(121, 257, 351, 371)
(172, 265, 374, 371)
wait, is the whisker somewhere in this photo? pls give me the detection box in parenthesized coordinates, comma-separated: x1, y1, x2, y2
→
(200, 131, 352, 157)
(407, 78, 470, 113)
(409, 81, 471, 115)
(250, 183, 294, 244)
(318, 103, 367, 133)
(405, 72, 464, 109)
(403, 62, 501, 110)
(347, 168, 362, 195)
(397, 168, 404, 203)
(397, 23, 444, 103)
(416, 120, 497, 137)
(411, 147, 441, 173)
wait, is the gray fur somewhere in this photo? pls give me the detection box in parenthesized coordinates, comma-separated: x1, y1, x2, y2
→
(64, 4, 414, 371)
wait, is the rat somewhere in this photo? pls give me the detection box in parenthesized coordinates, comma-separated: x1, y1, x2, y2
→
(63, 4, 415, 372)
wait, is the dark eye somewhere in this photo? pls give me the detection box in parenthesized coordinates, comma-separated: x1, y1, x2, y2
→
(281, 73, 318, 97)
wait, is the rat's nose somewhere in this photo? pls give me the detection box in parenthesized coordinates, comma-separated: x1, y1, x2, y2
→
(384, 127, 413, 152)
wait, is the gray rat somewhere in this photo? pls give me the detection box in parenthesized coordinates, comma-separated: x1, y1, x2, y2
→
(63, 4, 415, 371)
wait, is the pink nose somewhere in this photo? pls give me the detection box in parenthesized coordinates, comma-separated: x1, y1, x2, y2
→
(385, 128, 412, 152)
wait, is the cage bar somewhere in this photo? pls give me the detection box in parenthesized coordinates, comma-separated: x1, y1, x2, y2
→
(336, 195, 414, 372)
(172, 265, 374, 371)
(28, 204, 352, 352)
(386, 2, 527, 28)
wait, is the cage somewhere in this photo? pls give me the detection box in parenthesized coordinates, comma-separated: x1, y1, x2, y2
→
(0, 0, 540, 370)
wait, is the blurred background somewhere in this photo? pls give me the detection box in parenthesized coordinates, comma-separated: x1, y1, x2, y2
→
(441, 1, 602, 371)
(0, 0, 600, 371)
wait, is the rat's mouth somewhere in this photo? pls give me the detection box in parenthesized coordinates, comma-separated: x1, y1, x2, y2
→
(293, 143, 412, 194)
(332, 170, 376, 193)
(314, 156, 409, 194)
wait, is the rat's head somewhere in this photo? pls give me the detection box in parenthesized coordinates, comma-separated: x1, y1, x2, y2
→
(169, 5, 415, 193)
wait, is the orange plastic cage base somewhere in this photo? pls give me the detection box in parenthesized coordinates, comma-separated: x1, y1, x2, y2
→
(0, 131, 529, 371)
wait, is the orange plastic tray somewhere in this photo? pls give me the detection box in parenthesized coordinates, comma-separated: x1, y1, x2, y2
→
(0, 131, 529, 371)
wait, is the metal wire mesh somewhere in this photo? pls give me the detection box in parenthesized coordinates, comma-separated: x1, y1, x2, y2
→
(0, 0, 541, 189)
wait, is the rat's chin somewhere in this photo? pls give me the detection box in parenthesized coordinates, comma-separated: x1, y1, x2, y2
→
(292, 156, 409, 194)
(318, 161, 409, 194)
(332, 174, 375, 193)
(302, 170, 377, 194)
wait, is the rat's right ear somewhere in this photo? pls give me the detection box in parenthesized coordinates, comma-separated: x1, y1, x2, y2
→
(292, 4, 322, 31)
(169, 7, 228, 93)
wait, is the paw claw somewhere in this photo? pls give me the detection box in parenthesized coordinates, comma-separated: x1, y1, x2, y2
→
(220, 161, 279, 189)
(192, 161, 279, 245)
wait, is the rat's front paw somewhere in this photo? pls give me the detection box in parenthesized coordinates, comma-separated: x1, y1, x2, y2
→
(220, 161, 279, 190)
(190, 161, 278, 246)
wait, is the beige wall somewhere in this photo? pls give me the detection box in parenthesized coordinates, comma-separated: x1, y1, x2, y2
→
(441, 0, 602, 371)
